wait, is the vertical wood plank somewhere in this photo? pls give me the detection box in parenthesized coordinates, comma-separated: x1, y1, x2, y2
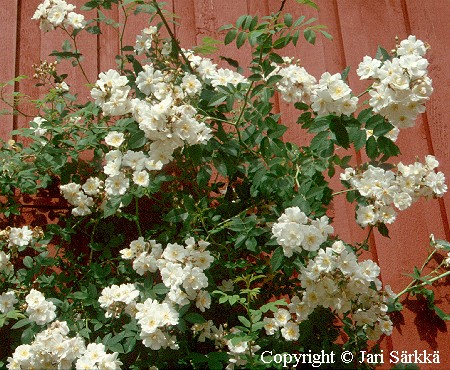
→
(335, 0, 444, 283)
(120, 0, 157, 53)
(0, 0, 19, 140)
(173, 0, 197, 48)
(404, 0, 450, 240)
(14, 0, 42, 133)
(98, 6, 120, 73)
(40, 0, 98, 93)
(247, 0, 269, 16)
(206, 0, 253, 68)
(336, 0, 449, 362)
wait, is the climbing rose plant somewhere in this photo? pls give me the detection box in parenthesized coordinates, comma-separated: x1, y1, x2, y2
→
(0, 0, 449, 369)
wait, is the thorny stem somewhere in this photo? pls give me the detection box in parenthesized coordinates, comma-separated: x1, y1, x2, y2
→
(359, 226, 373, 251)
(331, 188, 354, 197)
(396, 248, 448, 298)
(356, 84, 373, 98)
(118, 1, 130, 73)
(88, 219, 99, 264)
(135, 197, 142, 237)
(294, 164, 301, 189)
(396, 270, 450, 299)
(234, 81, 255, 131)
(62, 27, 91, 84)
(0, 87, 31, 118)
(420, 248, 438, 272)
(151, 0, 194, 73)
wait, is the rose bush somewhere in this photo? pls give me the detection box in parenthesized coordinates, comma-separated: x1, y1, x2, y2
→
(0, 0, 449, 369)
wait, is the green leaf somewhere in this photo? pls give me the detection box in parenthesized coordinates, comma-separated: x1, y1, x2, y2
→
(207, 352, 228, 370)
(209, 94, 227, 107)
(5, 310, 25, 320)
(153, 283, 170, 295)
(358, 108, 373, 123)
(81, 1, 100, 11)
(434, 306, 450, 321)
(108, 331, 126, 346)
(365, 114, 385, 130)
(190, 352, 208, 365)
(303, 29, 316, 45)
(248, 74, 263, 82)
(387, 298, 403, 313)
(129, 55, 143, 74)
(23, 256, 34, 268)
(292, 30, 300, 45)
(72, 291, 89, 300)
(330, 119, 349, 149)
(86, 25, 101, 34)
(320, 30, 333, 40)
(435, 239, 450, 251)
(308, 116, 330, 133)
(284, 13, 293, 27)
(102, 197, 122, 218)
(377, 136, 400, 157)
(123, 337, 137, 353)
(311, 131, 334, 157)
(377, 223, 390, 238)
(273, 36, 290, 49)
(373, 120, 394, 136)
(268, 52, 285, 64)
(21, 327, 36, 344)
(50, 51, 82, 60)
(219, 56, 240, 69)
(242, 15, 254, 31)
(365, 135, 378, 159)
(236, 15, 248, 29)
(346, 190, 357, 203)
(193, 36, 222, 55)
(128, 130, 146, 149)
(375, 46, 391, 61)
(238, 315, 251, 328)
(271, 247, 285, 271)
(108, 343, 124, 353)
(348, 127, 367, 151)
(236, 32, 247, 49)
(295, 0, 319, 10)
(293, 15, 306, 27)
(341, 66, 350, 82)
(184, 312, 207, 324)
(224, 29, 237, 45)
(11, 318, 30, 330)
(218, 24, 233, 31)
(245, 237, 257, 252)
(267, 124, 287, 139)
(260, 299, 287, 313)
(88, 284, 97, 299)
(248, 30, 265, 46)
(266, 74, 283, 86)
(197, 165, 211, 188)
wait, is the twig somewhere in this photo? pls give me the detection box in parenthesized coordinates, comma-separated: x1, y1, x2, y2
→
(151, 0, 194, 73)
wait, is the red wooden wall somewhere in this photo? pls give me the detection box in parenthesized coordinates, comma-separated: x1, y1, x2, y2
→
(1, 0, 449, 368)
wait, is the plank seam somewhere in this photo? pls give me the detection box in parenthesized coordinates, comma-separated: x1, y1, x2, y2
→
(97, 9, 100, 77)
(13, 0, 22, 134)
